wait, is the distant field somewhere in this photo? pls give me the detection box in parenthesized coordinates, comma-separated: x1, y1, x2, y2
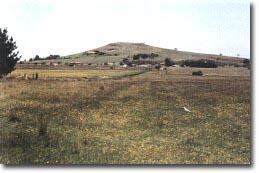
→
(10, 69, 144, 78)
(167, 66, 250, 76)
(0, 67, 250, 164)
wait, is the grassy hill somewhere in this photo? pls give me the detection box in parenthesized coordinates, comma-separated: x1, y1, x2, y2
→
(39, 42, 246, 66)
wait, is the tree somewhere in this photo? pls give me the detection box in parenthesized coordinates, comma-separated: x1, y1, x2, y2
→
(243, 59, 250, 65)
(150, 53, 158, 58)
(0, 28, 21, 78)
(45, 54, 60, 60)
(34, 55, 41, 61)
(243, 59, 250, 68)
(164, 58, 175, 67)
(181, 59, 217, 68)
(133, 54, 140, 60)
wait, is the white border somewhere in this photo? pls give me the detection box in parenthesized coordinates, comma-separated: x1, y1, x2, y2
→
(0, 0, 257, 172)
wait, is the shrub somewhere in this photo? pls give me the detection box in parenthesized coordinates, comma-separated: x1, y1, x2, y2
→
(132, 53, 158, 60)
(243, 59, 250, 68)
(192, 71, 203, 76)
(45, 54, 60, 60)
(243, 59, 250, 64)
(150, 53, 158, 58)
(133, 55, 140, 60)
(99, 86, 104, 90)
(155, 64, 161, 69)
(164, 58, 175, 67)
(181, 60, 217, 68)
(8, 115, 21, 123)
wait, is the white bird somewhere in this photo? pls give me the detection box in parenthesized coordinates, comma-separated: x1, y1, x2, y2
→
(183, 107, 191, 112)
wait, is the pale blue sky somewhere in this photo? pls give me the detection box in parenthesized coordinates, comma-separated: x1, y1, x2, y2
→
(0, 0, 250, 60)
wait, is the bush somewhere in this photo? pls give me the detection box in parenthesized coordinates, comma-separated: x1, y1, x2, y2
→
(164, 58, 175, 67)
(132, 53, 158, 60)
(155, 64, 161, 69)
(38, 116, 48, 137)
(99, 86, 104, 90)
(181, 60, 217, 68)
(243, 59, 250, 64)
(150, 53, 158, 58)
(192, 71, 203, 76)
(243, 59, 250, 68)
(133, 55, 140, 60)
(45, 54, 60, 60)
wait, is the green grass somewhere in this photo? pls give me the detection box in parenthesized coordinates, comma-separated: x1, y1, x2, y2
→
(0, 67, 250, 164)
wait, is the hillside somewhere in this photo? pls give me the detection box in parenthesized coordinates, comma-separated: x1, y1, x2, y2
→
(46, 42, 245, 65)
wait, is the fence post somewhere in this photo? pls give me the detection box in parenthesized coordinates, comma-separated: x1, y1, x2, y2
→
(36, 73, 38, 80)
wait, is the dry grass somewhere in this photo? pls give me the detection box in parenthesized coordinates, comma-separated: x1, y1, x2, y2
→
(60, 42, 245, 64)
(10, 69, 142, 79)
(0, 67, 250, 164)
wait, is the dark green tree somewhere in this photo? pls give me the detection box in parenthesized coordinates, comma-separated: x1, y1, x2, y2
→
(243, 59, 250, 65)
(243, 59, 250, 68)
(164, 58, 175, 67)
(0, 28, 21, 78)
(34, 55, 41, 60)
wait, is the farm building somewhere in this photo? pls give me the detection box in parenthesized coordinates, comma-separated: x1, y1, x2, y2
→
(87, 51, 97, 54)
(69, 62, 82, 67)
(50, 62, 58, 67)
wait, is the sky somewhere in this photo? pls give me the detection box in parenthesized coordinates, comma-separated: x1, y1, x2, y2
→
(0, 0, 250, 60)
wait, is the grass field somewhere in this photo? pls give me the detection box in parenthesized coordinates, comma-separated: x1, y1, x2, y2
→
(0, 67, 250, 164)
(10, 69, 144, 79)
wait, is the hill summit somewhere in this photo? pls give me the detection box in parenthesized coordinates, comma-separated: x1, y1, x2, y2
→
(59, 42, 244, 66)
